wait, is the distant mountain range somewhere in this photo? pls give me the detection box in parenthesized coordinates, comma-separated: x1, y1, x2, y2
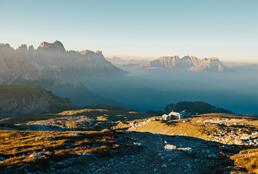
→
(0, 41, 122, 84)
(109, 56, 225, 72)
(1, 41, 257, 113)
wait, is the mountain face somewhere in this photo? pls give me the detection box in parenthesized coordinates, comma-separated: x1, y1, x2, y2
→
(0, 85, 71, 115)
(164, 101, 232, 115)
(0, 41, 122, 84)
(147, 56, 225, 72)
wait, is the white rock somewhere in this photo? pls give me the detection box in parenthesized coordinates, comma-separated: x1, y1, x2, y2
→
(133, 142, 142, 146)
(161, 164, 167, 168)
(29, 152, 45, 160)
(164, 144, 177, 151)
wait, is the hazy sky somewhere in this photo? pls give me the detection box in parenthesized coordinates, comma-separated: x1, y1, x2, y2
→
(1, 0, 258, 62)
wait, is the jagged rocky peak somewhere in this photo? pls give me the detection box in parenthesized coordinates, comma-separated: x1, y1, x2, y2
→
(159, 56, 180, 61)
(28, 45, 35, 52)
(17, 44, 28, 52)
(148, 55, 225, 72)
(38, 40, 66, 52)
(80, 49, 106, 61)
(80, 49, 102, 55)
(190, 57, 225, 72)
(182, 55, 199, 62)
(203, 57, 220, 62)
(0, 43, 14, 51)
(0, 40, 123, 83)
(150, 56, 179, 67)
(96, 50, 103, 55)
(158, 56, 199, 63)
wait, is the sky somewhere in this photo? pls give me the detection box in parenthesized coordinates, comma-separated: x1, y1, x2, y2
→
(0, 0, 258, 62)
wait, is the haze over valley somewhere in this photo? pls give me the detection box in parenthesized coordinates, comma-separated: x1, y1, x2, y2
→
(1, 41, 258, 114)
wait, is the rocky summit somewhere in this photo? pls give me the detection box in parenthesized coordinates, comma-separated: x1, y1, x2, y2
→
(38, 41, 66, 52)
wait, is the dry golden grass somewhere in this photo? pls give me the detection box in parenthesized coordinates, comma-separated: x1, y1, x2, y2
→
(130, 119, 209, 139)
(64, 121, 78, 129)
(0, 114, 57, 125)
(130, 114, 258, 174)
(57, 107, 149, 122)
(0, 130, 119, 169)
(130, 114, 258, 141)
(96, 115, 108, 121)
(0, 107, 149, 127)
(231, 148, 258, 174)
(58, 108, 109, 116)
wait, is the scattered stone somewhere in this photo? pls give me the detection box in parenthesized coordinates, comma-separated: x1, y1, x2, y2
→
(164, 144, 177, 151)
(72, 133, 82, 137)
(207, 152, 217, 159)
(29, 152, 46, 160)
(133, 142, 142, 146)
(161, 164, 167, 168)
(177, 147, 193, 154)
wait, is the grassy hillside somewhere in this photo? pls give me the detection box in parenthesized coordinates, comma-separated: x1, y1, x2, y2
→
(0, 85, 71, 115)
(0, 130, 130, 173)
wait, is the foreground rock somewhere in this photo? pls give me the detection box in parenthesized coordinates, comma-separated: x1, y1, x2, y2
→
(0, 111, 257, 173)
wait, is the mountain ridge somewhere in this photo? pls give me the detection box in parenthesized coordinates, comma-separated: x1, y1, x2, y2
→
(0, 41, 123, 84)
(109, 56, 225, 72)
(143, 56, 225, 72)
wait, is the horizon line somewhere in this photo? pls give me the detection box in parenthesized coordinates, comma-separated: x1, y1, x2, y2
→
(1, 40, 258, 64)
